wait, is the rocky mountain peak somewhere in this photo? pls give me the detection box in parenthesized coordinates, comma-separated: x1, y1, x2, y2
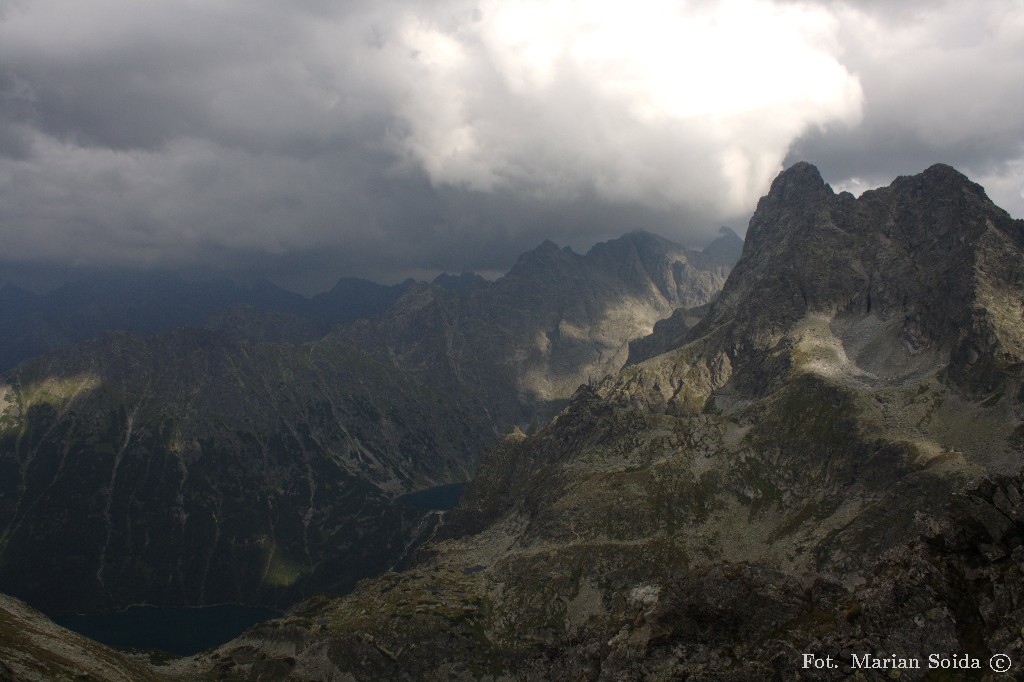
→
(878, 162, 1016, 250)
(585, 229, 664, 259)
(699, 226, 744, 266)
(742, 161, 834, 249)
(606, 229, 674, 253)
(621, 161, 1024, 409)
(764, 160, 832, 205)
(917, 162, 980, 190)
(885, 162, 991, 208)
(505, 239, 579, 279)
(431, 271, 487, 290)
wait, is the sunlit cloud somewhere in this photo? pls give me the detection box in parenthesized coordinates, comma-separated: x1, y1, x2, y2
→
(382, 0, 863, 214)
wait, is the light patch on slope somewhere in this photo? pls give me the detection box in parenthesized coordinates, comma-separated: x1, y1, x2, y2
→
(0, 374, 101, 423)
(790, 313, 947, 388)
(791, 313, 1020, 474)
(790, 314, 867, 382)
(834, 314, 946, 384)
(257, 536, 307, 589)
(25, 374, 102, 407)
(564, 577, 606, 635)
(874, 378, 1022, 475)
(520, 298, 670, 402)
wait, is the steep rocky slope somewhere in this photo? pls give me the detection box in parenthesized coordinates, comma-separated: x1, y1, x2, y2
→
(0, 327, 484, 614)
(0, 593, 163, 681)
(0, 231, 736, 617)
(344, 229, 740, 428)
(173, 163, 1024, 680)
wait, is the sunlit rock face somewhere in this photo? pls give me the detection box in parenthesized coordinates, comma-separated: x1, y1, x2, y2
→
(0, 230, 738, 615)
(171, 164, 1024, 680)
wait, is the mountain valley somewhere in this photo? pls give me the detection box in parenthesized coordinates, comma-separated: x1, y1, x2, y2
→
(0, 230, 739, 617)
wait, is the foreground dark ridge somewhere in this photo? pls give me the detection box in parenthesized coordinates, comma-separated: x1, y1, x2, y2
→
(0, 593, 161, 682)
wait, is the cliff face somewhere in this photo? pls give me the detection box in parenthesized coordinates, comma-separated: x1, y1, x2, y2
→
(172, 163, 1024, 680)
(616, 163, 1023, 404)
(0, 231, 736, 615)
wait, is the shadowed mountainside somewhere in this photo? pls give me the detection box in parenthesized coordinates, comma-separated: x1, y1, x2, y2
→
(0, 230, 738, 616)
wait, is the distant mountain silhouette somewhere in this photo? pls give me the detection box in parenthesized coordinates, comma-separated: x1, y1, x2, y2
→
(0, 272, 415, 370)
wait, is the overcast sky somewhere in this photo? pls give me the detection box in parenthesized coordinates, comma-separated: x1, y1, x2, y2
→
(1, 0, 1021, 292)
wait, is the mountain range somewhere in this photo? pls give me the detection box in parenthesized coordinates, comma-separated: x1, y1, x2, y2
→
(0, 273, 427, 371)
(0, 229, 741, 616)
(4, 161, 1022, 680)
(163, 162, 1023, 680)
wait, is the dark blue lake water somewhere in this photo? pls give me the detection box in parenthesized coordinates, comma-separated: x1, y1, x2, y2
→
(52, 604, 281, 656)
(395, 481, 467, 510)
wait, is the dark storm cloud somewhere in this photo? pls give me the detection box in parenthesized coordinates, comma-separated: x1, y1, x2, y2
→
(0, 69, 35, 158)
(0, 0, 1020, 290)
(787, 0, 1024, 214)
